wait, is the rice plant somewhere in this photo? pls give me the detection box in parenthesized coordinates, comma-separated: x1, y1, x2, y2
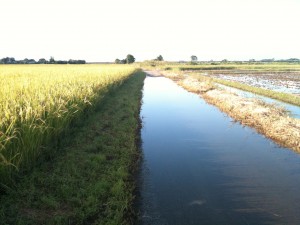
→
(0, 64, 137, 186)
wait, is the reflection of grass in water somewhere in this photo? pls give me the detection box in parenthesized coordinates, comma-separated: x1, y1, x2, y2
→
(162, 70, 300, 152)
(202, 89, 300, 152)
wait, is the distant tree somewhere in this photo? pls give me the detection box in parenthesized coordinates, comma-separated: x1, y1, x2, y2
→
(221, 59, 228, 63)
(287, 58, 300, 63)
(68, 59, 85, 64)
(38, 58, 47, 64)
(126, 54, 135, 64)
(115, 59, 121, 64)
(57, 60, 68, 64)
(191, 55, 198, 62)
(27, 59, 36, 64)
(37, 58, 48, 64)
(78, 60, 86, 64)
(260, 58, 274, 62)
(0, 57, 16, 64)
(49, 56, 55, 64)
(191, 55, 198, 64)
(156, 55, 164, 61)
(0, 57, 8, 64)
(9, 57, 16, 64)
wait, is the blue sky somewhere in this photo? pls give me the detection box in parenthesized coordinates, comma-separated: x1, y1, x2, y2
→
(1, 0, 300, 62)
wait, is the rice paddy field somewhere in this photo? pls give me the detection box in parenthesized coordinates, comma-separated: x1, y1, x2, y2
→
(144, 62, 300, 106)
(185, 64, 300, 106)
(0, 64, 146, 224)
(2, 62, 300, 224)
(0, 64, 138, 188)
(187, 66, 300, 96)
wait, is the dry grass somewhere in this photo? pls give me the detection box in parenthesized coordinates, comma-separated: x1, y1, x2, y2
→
(178, 77, 214, 93)
(156, 70, 300, 152)
(203, 89, 300, 151)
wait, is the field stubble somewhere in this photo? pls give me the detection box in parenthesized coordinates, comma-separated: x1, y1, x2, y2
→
(201, 70, 300, 95)
(157, 70, 300, 153)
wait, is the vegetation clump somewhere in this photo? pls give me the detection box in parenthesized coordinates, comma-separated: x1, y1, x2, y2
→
(212, 78, 300, 107)
(0, 56, 86, 64)
(115, 54, 135, 64)
(0, 71, 146, 225)
(155, 55, 164, 61)
(0, 64, 137, 188)
(158, 70, 300, 152)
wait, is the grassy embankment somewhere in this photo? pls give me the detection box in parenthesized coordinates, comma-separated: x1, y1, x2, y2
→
(144, 61, 300, 107)
(211, 78, 300, 107)
(0, 66, 146, 224)
(140, 60, 300, 72)
(173, 63, 300, 71)
(154, 69, 300, 152)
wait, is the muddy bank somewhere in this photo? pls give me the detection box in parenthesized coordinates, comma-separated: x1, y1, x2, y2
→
(148, 70, 300, 152)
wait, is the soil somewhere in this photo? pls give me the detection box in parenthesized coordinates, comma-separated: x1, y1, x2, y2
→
(191, 70, 300, 95)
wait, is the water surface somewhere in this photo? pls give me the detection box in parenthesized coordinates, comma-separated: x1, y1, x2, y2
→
(216, 83, 300, 119)
(138, 75, 300, 225)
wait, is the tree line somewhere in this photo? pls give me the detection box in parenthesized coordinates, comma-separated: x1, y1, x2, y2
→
(115, 54, 164, 64)
(115, 54, 135, 64)
(0, 57, 86, 64)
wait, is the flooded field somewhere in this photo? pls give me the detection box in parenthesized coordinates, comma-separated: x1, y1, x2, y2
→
(137, 75, 300, 225)
(200, 70, 300, 95)
(216, 83, 300, 119)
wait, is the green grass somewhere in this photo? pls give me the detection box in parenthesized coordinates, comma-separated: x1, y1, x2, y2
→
(178, 66, 236, 71)
(0, 65, 136, 188)
(151, 62, 300, 107)
(176, 63, 300, 71)
(213, 78, 300, 107)
(139, 61, 300, 72)
(0, 71, 146, 225)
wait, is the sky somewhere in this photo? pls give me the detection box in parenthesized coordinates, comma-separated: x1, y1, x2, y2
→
(1, 0, 300, 62)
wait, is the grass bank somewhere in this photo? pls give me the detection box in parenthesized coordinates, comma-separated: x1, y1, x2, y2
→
(0, 71, 146, 225)
(156, 70, 300, 153)
(212, 78, 300, 107)
(159, 66, 300, 107)
(140, 61, 300, 72)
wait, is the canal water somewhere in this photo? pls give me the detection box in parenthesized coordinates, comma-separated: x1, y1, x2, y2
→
(216, 83, 300, 119)
(137, 75, 300, 225)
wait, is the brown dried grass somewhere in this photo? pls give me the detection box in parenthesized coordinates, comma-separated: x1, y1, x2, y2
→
(155, 70, 300, 152)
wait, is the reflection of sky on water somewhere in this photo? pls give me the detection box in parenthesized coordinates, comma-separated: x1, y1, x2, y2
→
(138, 75, 300, 225)
(216, 83, 300, 119)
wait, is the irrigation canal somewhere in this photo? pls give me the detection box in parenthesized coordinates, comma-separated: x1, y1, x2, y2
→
(137, 74, 300, 225)
(216, 83, 300, 119)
